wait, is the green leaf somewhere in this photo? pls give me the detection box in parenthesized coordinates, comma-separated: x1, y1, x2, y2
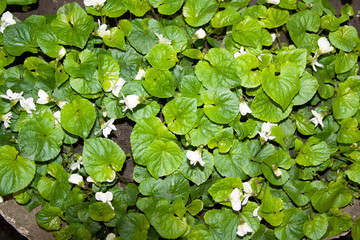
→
(146, 44, 178, 70)
(303, 214, 328, 240)
(98, 54, 120, 92)
(163, 25, 187, 52)
(144, 140, 182, 178)
(89, 202, 115, 222)
(293, 71, 319, 106)
(36, 25, 65, 59)
(262, 63, 300, 110)
(143, 68, 174, 98)
(149, 0, 183, 15)
(233, 16, 262, 48)
(252, 224, 276, 240)
(296, 138, 331, 166)
(180, 149, 214, 185)
(64, 49, 97, 80)
(203, 89, 239, 124)
(7, 0, 37, 4)
(275, 48, 307, 76)
(352, 216, 360, 240)
(85, 0, 127, 18)
(137, 197, 187, 239)
(195, 48, 241, 90)
(23, 57, 56, 91)
(283, 180, 310, 207)
(83, 138, 126, 182)
(208, 128, 234, 153)
(333, 81, 360, 120)
(262, 150, 291, 186)
(130, 116, 177, 165)
(335, 51, 358, 74)
(213, 140, 249, 179)
(274, 208, 307, 240)
(51, 3, 94, 48)
(338, 118, 360, 144)
(259, 184, 284, 225)
(35, 206, 63, 231)
(321, 15, 341, 32)
(60, 99, 96, 139)
(324, 212, 352, 238)
(70, 73, 102, 95)
(251, 90, 292, 123)
(103, 27, 126, 50)
(187, 199, 204, 216)
(211, 9, 243, 28)
(346, 162, 360, 184)
(188, 224, 215, 240)
(208, 177, 242, 204)
(329, 25, 359, 52)
(183, 0, 218, 27)
(116, 213, 150, 240)
(128, 102, 161, 122)
(122, 0, 151, 17)
(163, 97, 197, 135)
(0, 145, 35, 196)
(3, 22, 38, 56)
(18, 106, 64, 161)
(262, 7, 289, 28)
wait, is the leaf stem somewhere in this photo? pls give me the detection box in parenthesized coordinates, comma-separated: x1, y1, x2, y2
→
(275, 28, 282, 49)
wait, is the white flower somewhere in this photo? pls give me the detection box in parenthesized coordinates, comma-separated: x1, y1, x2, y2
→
(266, 0, 280, 4)
(0, 89, 24, 102)
(95, 191, 114, 210)
(0, 11, 16, 33)
(271, 33, 277, 43)
(0, 196, 3, 203)
(318, 37, 334, 55)
(134, 68, 146, 80)
(186, 149, 205, 167)
(111, 78, 126, 97)
(311, 58, 323, 72)
(68, 173, 83, 185)
(239, 99, 252, 116)
(253, 206, 262, 220)
(70, 158, 83, 171)
(2, 112, 12, 129)
(106, 169, 116, 183)
(54, 111, 61, 125)
(273, 166, 282, 177)
(237, 222, 253, 237)
(310, 110, 324, 127)
(97, 20, 110, 37)
(20, 97, 36, 114)
(84, 0, 106, 8)
(242, 182, 253, 206)
(230, 188, 242, 211)
(234, 46, 247, 58)
(194, 28, 206, 39)
(155, 32, 172, 45)
(106, 233, 116, 240)
(96, 118, 117, 138)
(36, 90, 51, 104)
(86, 176, 95, 183)
(258, 122, 277, 142)
(57, 47, 66, 60)
(119, 94, 141, 112)
(56, 100, 68, 109)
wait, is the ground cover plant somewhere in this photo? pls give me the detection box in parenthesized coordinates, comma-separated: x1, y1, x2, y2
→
(0, 0, 360, 239)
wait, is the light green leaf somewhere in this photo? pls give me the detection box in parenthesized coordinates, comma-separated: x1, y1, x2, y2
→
(35, 206, 63, 231)
(0, 145, 35, 196)
(203, 89, 239, 124)
(338, 118, 360, 144)
(303, 214, 328, 240)
(180, 149, 214, 185)
(64, 50, 97, 80)
(251, 90, 292, 123)
(143, 68, 174, 98)
(146, 43, 178, 70)
(329, 25, 359, 52)
(98, 54, 120, 92)
(144, 140, 182, 178)
(122, 0, 151, 17)
(195, 48, 241, 90)
(4, 22, 38, 56)
(85, 0, 127, 18)
(352, 216, 360, 240)
(183, 0, 218, 27)
(208, 128, 234, 153)
(296, 138, 331, 166)
(335, 51, 358, 74)
(274, 208, 307, 240)
(283, 180, 310, 207)
(103, 27, 125, 50)
(324, 212, 352, 238)
(70, 73, 102, 95)
(23, 57, 56, 91)
(262, 7, 289, 29)
(149, 0, 183, 15)
(208, 177, 243, 204)
(83, 138, 126, 182)
(211, 9, 243, 28)
(187, 224, 215, 240)
(275, 48, 307, 76)
(116, 213, 150, 240)
(321, 15, 341, 32)
(233, 16, 262, 48)
(60, 99, 96, 139)
(89, 202, 115, 222)
(293, 71, 319, 106)
(163, 25, 187, 52)
(333, 81, 360, 120)
(187, 199, 204, 216)
(36, 25, 65, 59)
(262, 150, 291, 186)
(128, 101, 161, 122)
(346, 162, 360, 184)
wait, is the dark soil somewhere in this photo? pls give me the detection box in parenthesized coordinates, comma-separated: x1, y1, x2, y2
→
(1, 0, 359, 239)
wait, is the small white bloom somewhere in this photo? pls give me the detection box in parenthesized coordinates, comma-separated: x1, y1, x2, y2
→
(97, 20, 110, 37)
(318, 37, 334, 55)
(239, 99, 252, 116)
(266, 0, 280, 5)
(186, 149, 205, 167)
(20, 97, 36, 114)
(311, 57, 324, 72)
(230, 188, 242, 211)
(310, 110, 324, 127)
(95, 118, 117, 138)
(56, 100, 68, 109)
(70, 159, 83, 171)
(273, 167, 282, 177)
(134, 68, 146, 80)
(0, 196, 3, 203)
(106, 233, 116, 240)
(0, 11, 16, 33)
(234, 46, 247, 58)
(57, 47, 66, 60)
(155, 32, 172, 45)
(258, 122, 277, 142)
(84, 0, 106, 8)
(0, 89, 24, 102)
(271, 33, 277, 43)
(87, 176, 95, 183)
(111, 78, 126, 97)
(194, 28, 206, 39)
(119, 94, 141, 112)
(54, 111, 61, 125)
(36, 90, 51, 104)
(68, 173, 83, 185)
(106, 169, 116, 183)
(242, 182, 253, 206)
(95, 191, 114, 210)
(253, 206, 262, 220)
(237, 222, 253, 237)
(2, 112, 12, 129)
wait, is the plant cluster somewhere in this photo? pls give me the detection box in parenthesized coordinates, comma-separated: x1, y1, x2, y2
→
(0, 0, 360, 239)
